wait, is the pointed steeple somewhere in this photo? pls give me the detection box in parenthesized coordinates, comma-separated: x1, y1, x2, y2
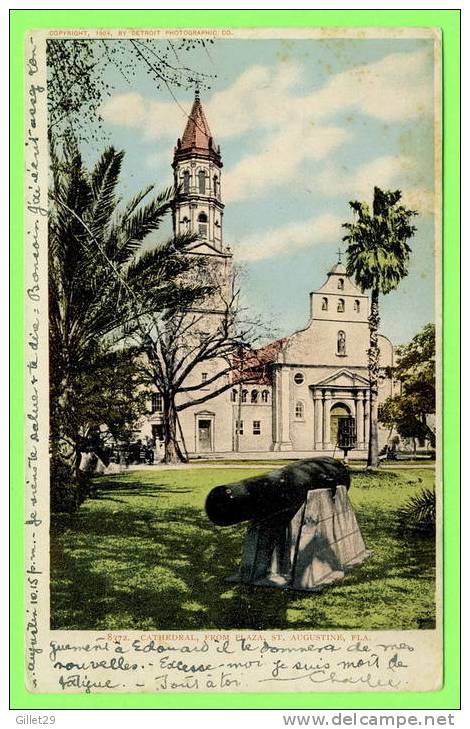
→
(174, 90, 221, 164)
(172, 88, 225, 251)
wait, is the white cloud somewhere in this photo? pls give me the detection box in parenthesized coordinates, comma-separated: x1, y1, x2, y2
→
(100, 92, 148, 128)
(315, 155, 434, 216)
(317, 154, 413, 197)
(401, 187, 435, 216)
(100, 49, 433, 204)
(224, 125, 350, 203)
(100, 61, 305, 140)
(311, 50, 432, 123)
(204, 62, 305, 139)
(235, 212, 342, 263)
(101, 49, 432, 138)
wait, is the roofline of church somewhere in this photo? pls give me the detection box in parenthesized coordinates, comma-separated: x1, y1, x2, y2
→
(260, 323, 396, 361)
(309, 289, 368, 299)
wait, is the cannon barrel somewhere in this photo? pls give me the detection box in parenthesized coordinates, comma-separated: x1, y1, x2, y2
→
(205, 457, 350, 527)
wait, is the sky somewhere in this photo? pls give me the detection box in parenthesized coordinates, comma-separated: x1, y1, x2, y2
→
(90, 36, 437, 346)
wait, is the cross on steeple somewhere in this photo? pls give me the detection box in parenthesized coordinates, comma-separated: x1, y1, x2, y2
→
(194, 81, 200, 102)
(337, 246, 343, 263)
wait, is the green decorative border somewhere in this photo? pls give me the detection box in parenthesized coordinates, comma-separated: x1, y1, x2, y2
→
(10, 8, 460, 710)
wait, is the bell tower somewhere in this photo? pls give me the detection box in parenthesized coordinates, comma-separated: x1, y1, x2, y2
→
(172, 89, 224, 250)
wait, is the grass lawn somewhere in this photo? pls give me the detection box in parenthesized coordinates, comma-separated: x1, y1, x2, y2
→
(50, 467, 436, 632)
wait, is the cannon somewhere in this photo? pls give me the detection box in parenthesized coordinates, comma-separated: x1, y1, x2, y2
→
(205, 457, 370, 592)
(205, 457, 350, 527)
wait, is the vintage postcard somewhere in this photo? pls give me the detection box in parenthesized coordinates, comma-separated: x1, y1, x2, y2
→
(21, 23, 447, 699)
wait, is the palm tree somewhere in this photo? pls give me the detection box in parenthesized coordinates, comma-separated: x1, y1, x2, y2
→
(342, 187, 417, 468)
(48, 139, 204, 509)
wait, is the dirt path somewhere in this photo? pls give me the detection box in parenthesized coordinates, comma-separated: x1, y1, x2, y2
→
(122, 462, 435, 472)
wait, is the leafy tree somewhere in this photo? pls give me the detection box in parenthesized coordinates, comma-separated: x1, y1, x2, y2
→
(49, 345, 148, 513)
(342, 187, 417, 468)
(391, 323, 435, 411)
(379, 399, 431, 455)
(138, 269, 270, 464)
(72, 346, 149, 448)
(379, 323, 436, 453)
(48, 139, 206, 509)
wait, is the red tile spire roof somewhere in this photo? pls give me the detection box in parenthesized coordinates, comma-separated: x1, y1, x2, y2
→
(174, 90, 222, 165)
(181, 98, 212, 149)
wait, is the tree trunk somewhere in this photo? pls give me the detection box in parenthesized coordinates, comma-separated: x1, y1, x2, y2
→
(162, 392, 187, 464)
(176, 410, 189, 462)
(367, 289, 380, 468)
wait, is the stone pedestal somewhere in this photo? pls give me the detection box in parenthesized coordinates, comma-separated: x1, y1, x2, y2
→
(227, 486, 371, 592)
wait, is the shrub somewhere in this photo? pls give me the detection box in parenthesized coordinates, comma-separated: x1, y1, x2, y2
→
(396, 487, 436, 535)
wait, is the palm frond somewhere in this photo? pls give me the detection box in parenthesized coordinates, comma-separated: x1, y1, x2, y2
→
(49, 149, 94, 280)
(118, 184, 155, 222)
(109, 185, 175, 265)
(125, 186, 174, 239)
(396, 488, 436, 535)
(171, 230, 200, 249)
(88, 147, 124, 236)
(125, 241, 181, 282)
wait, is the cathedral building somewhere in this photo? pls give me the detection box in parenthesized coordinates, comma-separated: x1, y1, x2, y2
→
(139, 93, 397, 457)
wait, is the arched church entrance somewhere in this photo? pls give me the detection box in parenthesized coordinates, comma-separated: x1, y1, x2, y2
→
(330, 403, 351, 447)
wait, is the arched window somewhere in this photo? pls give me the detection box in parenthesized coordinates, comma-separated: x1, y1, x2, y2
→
(354, 299, 360, 312)
(198, 211, 208, 237)
(231, 389, 237, 402)
(241, 389, 248, 403)
(198, 169, 206, 194)
(261, 389, 269, 403)
(337, 298, 345, 312)
(338, 278, 344, 290)
(321, 297, 328, 311)
(213, 175, 219, 196)
(182, 170, 190, 194)
(251, 389, 259, 403)
(337, 330, 346, 355)
(330, 402, 351, 445)
(295, 401, 304, 419)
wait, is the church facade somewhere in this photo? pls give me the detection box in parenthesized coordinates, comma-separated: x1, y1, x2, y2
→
(138, 94, 397, 457)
